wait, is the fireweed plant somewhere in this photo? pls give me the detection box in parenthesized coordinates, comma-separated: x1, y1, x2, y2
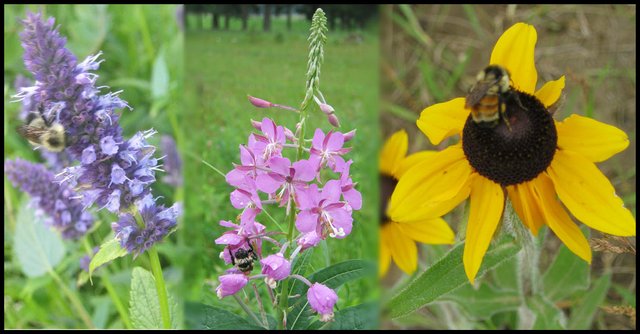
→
(6, 12, 180, 328)
(209, 9, 363, 329)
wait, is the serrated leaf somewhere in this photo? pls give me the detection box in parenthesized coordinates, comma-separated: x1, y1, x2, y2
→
(568, 272, 612, 330)
(288, 260, 376, 330)
(129, 267, 177, 329)
(184, 302, 264, 330)
(527, 294, 567, 329)
(440, 282, 521, 319)
(151, 49, 170, 100)
(388, 237, 521, 318)
(13, 201, 66, 277)
(89, 238, 128, 278)
(541, 238, 590, 302)
(306, 302, 378, 330)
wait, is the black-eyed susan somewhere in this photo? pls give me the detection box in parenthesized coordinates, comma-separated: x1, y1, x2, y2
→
(380, 130, 455, 276)
(391, 23, 635, 284)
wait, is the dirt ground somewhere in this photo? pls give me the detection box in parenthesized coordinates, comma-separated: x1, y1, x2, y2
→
(380, 4, 636, 330)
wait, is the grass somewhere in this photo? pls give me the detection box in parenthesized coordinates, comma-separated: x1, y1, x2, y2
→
(182, 15, 380, 320)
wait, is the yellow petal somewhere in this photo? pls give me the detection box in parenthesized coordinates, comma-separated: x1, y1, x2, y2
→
(385, 222, 418, 274)
(380, 129, 408, 176)
(532, 174, 592, 263)
(535, 76, 565, 108)
(391, 177, 470, 223)
(416, 98, 469, 146)
(464, 174, 505, 285)
(556, 114, 630, 162)
(396, 150, 438, 179)
(507, 181, 544, 235)
(490, 23, 537, 94)
(548, 150, 635, 236)
(398, 218, 455, 245)
(389, 145, 472, 218)
(379, 230, 392, 277)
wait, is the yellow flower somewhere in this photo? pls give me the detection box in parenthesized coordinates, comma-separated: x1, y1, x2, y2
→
(379, 130, 455, 276)
(393, 23, 635, 284)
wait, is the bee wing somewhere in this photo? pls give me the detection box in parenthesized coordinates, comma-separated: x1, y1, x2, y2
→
(16, 125, 47, 144)
(465, 81, 494, 109)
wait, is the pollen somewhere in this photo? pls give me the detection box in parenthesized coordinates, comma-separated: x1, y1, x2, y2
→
(462, 91, 557, 186)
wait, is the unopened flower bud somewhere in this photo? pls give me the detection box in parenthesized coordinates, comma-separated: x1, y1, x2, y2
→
(248, 95, 273, 108)
(327, 113, 340, 128)
(343, 129, 356, 142)
(216, 273, 249, 299)
(319, 102, 335, 115)
(284, 127, 296, 142)
(250, 119, 262, 131)
(307, 283, 338, 322)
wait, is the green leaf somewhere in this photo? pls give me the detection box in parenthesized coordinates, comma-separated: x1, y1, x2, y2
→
(288, 260, 376, 329)
(541, 239, 590, 302)
(388, 237, 521, 318)
(13, 201, 66, 277)
(129, 267, 177, 329)
(307, 302, 379, 330)
(68, 5, 109, 57)
(491, 253, 520, 293)
(151, 49, 170, 100)
(184, 302, 264, 330)
(440, 282, 521, 319)
(89, 238, 128, 278)
(527, 294, 566, 329)
(612, 283, 636, 308)
(568, 272, 612, 330)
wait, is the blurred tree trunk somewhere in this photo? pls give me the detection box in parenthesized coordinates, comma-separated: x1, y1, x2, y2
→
(241, 5, 249, 30)
(224, 14, 230, 30)
(212, 13, 220, 30)
(263, 4, 272, 32)
(286, 5, 292, 31)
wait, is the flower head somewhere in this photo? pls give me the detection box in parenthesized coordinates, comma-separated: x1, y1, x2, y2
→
(5, 158, 95, 239)
(260, 252, 291, 288)
(309, 128, 351, 172)
(307, 283, 338, 322)
(395, 23, 635, 284)
(216, 273, 249, 299)
(295, 181, 353, 239)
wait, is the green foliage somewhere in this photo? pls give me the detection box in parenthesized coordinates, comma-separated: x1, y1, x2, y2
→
(568, 273, 612, 330)
(541, 239, 590, 302)
(129, 267, 178, 329)
(307, 301, 379, 330)
(184, 302, 268, 330)
(89, 239, 127, 278)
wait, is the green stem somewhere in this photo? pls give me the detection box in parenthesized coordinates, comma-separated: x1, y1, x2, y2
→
(81, 238, 132, 329)
(48, 269, 95, 329)
(148, 248, 172, 329)
(233, 294, 266, 328)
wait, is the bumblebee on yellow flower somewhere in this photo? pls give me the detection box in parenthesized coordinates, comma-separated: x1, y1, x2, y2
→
(391, 23, 635, 284)
(379, 130, 455, 276)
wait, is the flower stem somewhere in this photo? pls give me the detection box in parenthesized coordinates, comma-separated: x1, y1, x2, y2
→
(233, 294, 266, 328)
(148, 247, 172, 329)
(252, 282, 269, 327)
(48, 269, 95, 328)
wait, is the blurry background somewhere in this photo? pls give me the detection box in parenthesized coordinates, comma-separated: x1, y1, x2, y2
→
(380, 4, 635, 330)
(4, 4, 184, 328)
(182, 4, 380, 329)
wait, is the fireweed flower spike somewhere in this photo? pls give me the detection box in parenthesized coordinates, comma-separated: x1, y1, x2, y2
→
(5, 158, 95, 239)
(393, 23, 635, 284)
(14, 12, 180, 256)
(379, 130, 454, 276)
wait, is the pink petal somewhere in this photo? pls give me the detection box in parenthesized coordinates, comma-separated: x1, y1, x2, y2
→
(297, 184, 320, 210)
(325, 131, 344, 151)
(312, 128, 325, 150)
(295, 210, 319, 233)
(256, 173, 283, 194)
(267, 156, 291, 176)
(322, 179, 342, 203)
(343, 188, 362, 211)
(293, 159, 317, 182)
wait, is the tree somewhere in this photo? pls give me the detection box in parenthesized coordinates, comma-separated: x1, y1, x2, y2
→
(263, 4, 272, 32)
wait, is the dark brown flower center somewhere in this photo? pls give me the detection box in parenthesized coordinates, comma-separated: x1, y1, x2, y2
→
(462, 90, 557, 186)
(380, 173, 397, 226)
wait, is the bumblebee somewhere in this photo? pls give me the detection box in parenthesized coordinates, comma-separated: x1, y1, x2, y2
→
(17, 105, 66, 152)
(465, 65, 519, 130)
(229, 244, 257, 273)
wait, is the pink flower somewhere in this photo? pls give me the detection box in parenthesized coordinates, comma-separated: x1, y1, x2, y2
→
(226, 141, 266, 188)
(256, 156, 316, 212)
(307, 283, 338, 322)
(297, 230, 322, 251)
(260, 252, 291, 288)
(295, 180, 353, 239)
(339, 160, 362, 210)
(309, 129, 351, 172)
(215, 220, 265, 264)
(251, 118, 286, 160)
(230, 176, 263, 227)
(216, 273, 249, 298)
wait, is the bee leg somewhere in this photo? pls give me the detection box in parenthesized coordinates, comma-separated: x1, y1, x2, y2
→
(228, 248, 236, 266)
(499, 97, 512, 132)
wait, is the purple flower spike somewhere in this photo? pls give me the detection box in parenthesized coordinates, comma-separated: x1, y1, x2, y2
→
(307, 283, 338, 322)
(260, 252, 291, 288)
(309, 129, 352, 172)
(5, 158, 94, 239)
(216, 273, 249, 298)
(295, 180, 353, 239)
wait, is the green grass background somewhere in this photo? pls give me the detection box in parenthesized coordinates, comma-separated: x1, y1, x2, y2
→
(181, 14, 380, 317)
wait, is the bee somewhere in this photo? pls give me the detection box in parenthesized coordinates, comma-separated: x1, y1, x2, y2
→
(228, 243, 257, 274)
(465, 65, 520, 130)
(16, 105, 66, 152)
